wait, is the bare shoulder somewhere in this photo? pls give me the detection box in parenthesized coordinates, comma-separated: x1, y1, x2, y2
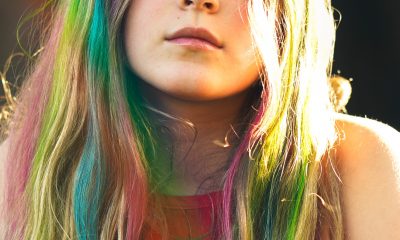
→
(334, 113, 400, 239)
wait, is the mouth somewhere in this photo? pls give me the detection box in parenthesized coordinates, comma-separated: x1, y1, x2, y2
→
(165, 27, 223, 50)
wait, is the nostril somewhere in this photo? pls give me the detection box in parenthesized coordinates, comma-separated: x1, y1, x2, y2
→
(204, 2, 213, 9)
(179, 0, 219, 13)
(184, 0, 193, 5)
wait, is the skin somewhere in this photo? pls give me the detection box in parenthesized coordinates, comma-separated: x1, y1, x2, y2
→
(124, 0, 260, 101)
(334, 114, 400, 239)
(124, 0, 260, 194)
(121, 0, 400, 237)
(0, 0, 399, 238)
(1, 116, 399, 239)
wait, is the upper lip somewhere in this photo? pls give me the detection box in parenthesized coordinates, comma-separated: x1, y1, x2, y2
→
(166, 27, 223, 48)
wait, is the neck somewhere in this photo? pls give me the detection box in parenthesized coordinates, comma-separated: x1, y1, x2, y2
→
(139, 81, 257, 195)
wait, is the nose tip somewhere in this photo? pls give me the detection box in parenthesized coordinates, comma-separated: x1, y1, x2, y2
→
(178, 0, 220, 14)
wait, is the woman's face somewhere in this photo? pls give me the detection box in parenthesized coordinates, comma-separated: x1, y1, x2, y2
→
(124, 0, 260, 101)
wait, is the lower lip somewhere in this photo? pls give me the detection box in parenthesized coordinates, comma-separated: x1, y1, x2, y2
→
(167, 38, 220, 50)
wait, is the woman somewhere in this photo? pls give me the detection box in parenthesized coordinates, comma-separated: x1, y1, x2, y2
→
(0, 0, 399, 239)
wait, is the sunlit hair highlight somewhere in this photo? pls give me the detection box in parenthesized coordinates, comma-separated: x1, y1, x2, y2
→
(1, 0, 343, 239)
(222, 0, 343, 239)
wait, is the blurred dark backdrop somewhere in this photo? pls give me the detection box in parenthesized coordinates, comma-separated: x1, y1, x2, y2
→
(332, 0, 400, 130)
(1, 0, 399, 130)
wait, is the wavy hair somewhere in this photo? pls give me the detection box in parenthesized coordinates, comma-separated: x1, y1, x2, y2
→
(1, 0, 344, 239)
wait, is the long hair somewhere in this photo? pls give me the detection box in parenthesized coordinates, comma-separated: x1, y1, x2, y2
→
(1, 0, 343, 239)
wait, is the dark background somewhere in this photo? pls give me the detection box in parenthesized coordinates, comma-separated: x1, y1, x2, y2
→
(1, 0, 399, 130)
(332, 0, 400, 130)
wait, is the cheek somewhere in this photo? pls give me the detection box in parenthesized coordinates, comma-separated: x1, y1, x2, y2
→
(123, 1, 166, 64)
(223, 10, 260, 89)
(223, 1, 256, 64)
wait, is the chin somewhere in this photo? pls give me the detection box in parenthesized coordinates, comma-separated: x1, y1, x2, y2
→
(154, 74, 224, 99)
(162, 86, 223, 102)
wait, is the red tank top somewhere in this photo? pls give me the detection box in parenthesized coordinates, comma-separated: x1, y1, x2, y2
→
(143, 191, 223, 240)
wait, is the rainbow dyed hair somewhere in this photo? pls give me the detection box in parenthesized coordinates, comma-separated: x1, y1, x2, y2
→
(1, 0, 343, 239)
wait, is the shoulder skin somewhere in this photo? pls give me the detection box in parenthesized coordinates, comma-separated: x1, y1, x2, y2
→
(334, 113, 400, 239)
